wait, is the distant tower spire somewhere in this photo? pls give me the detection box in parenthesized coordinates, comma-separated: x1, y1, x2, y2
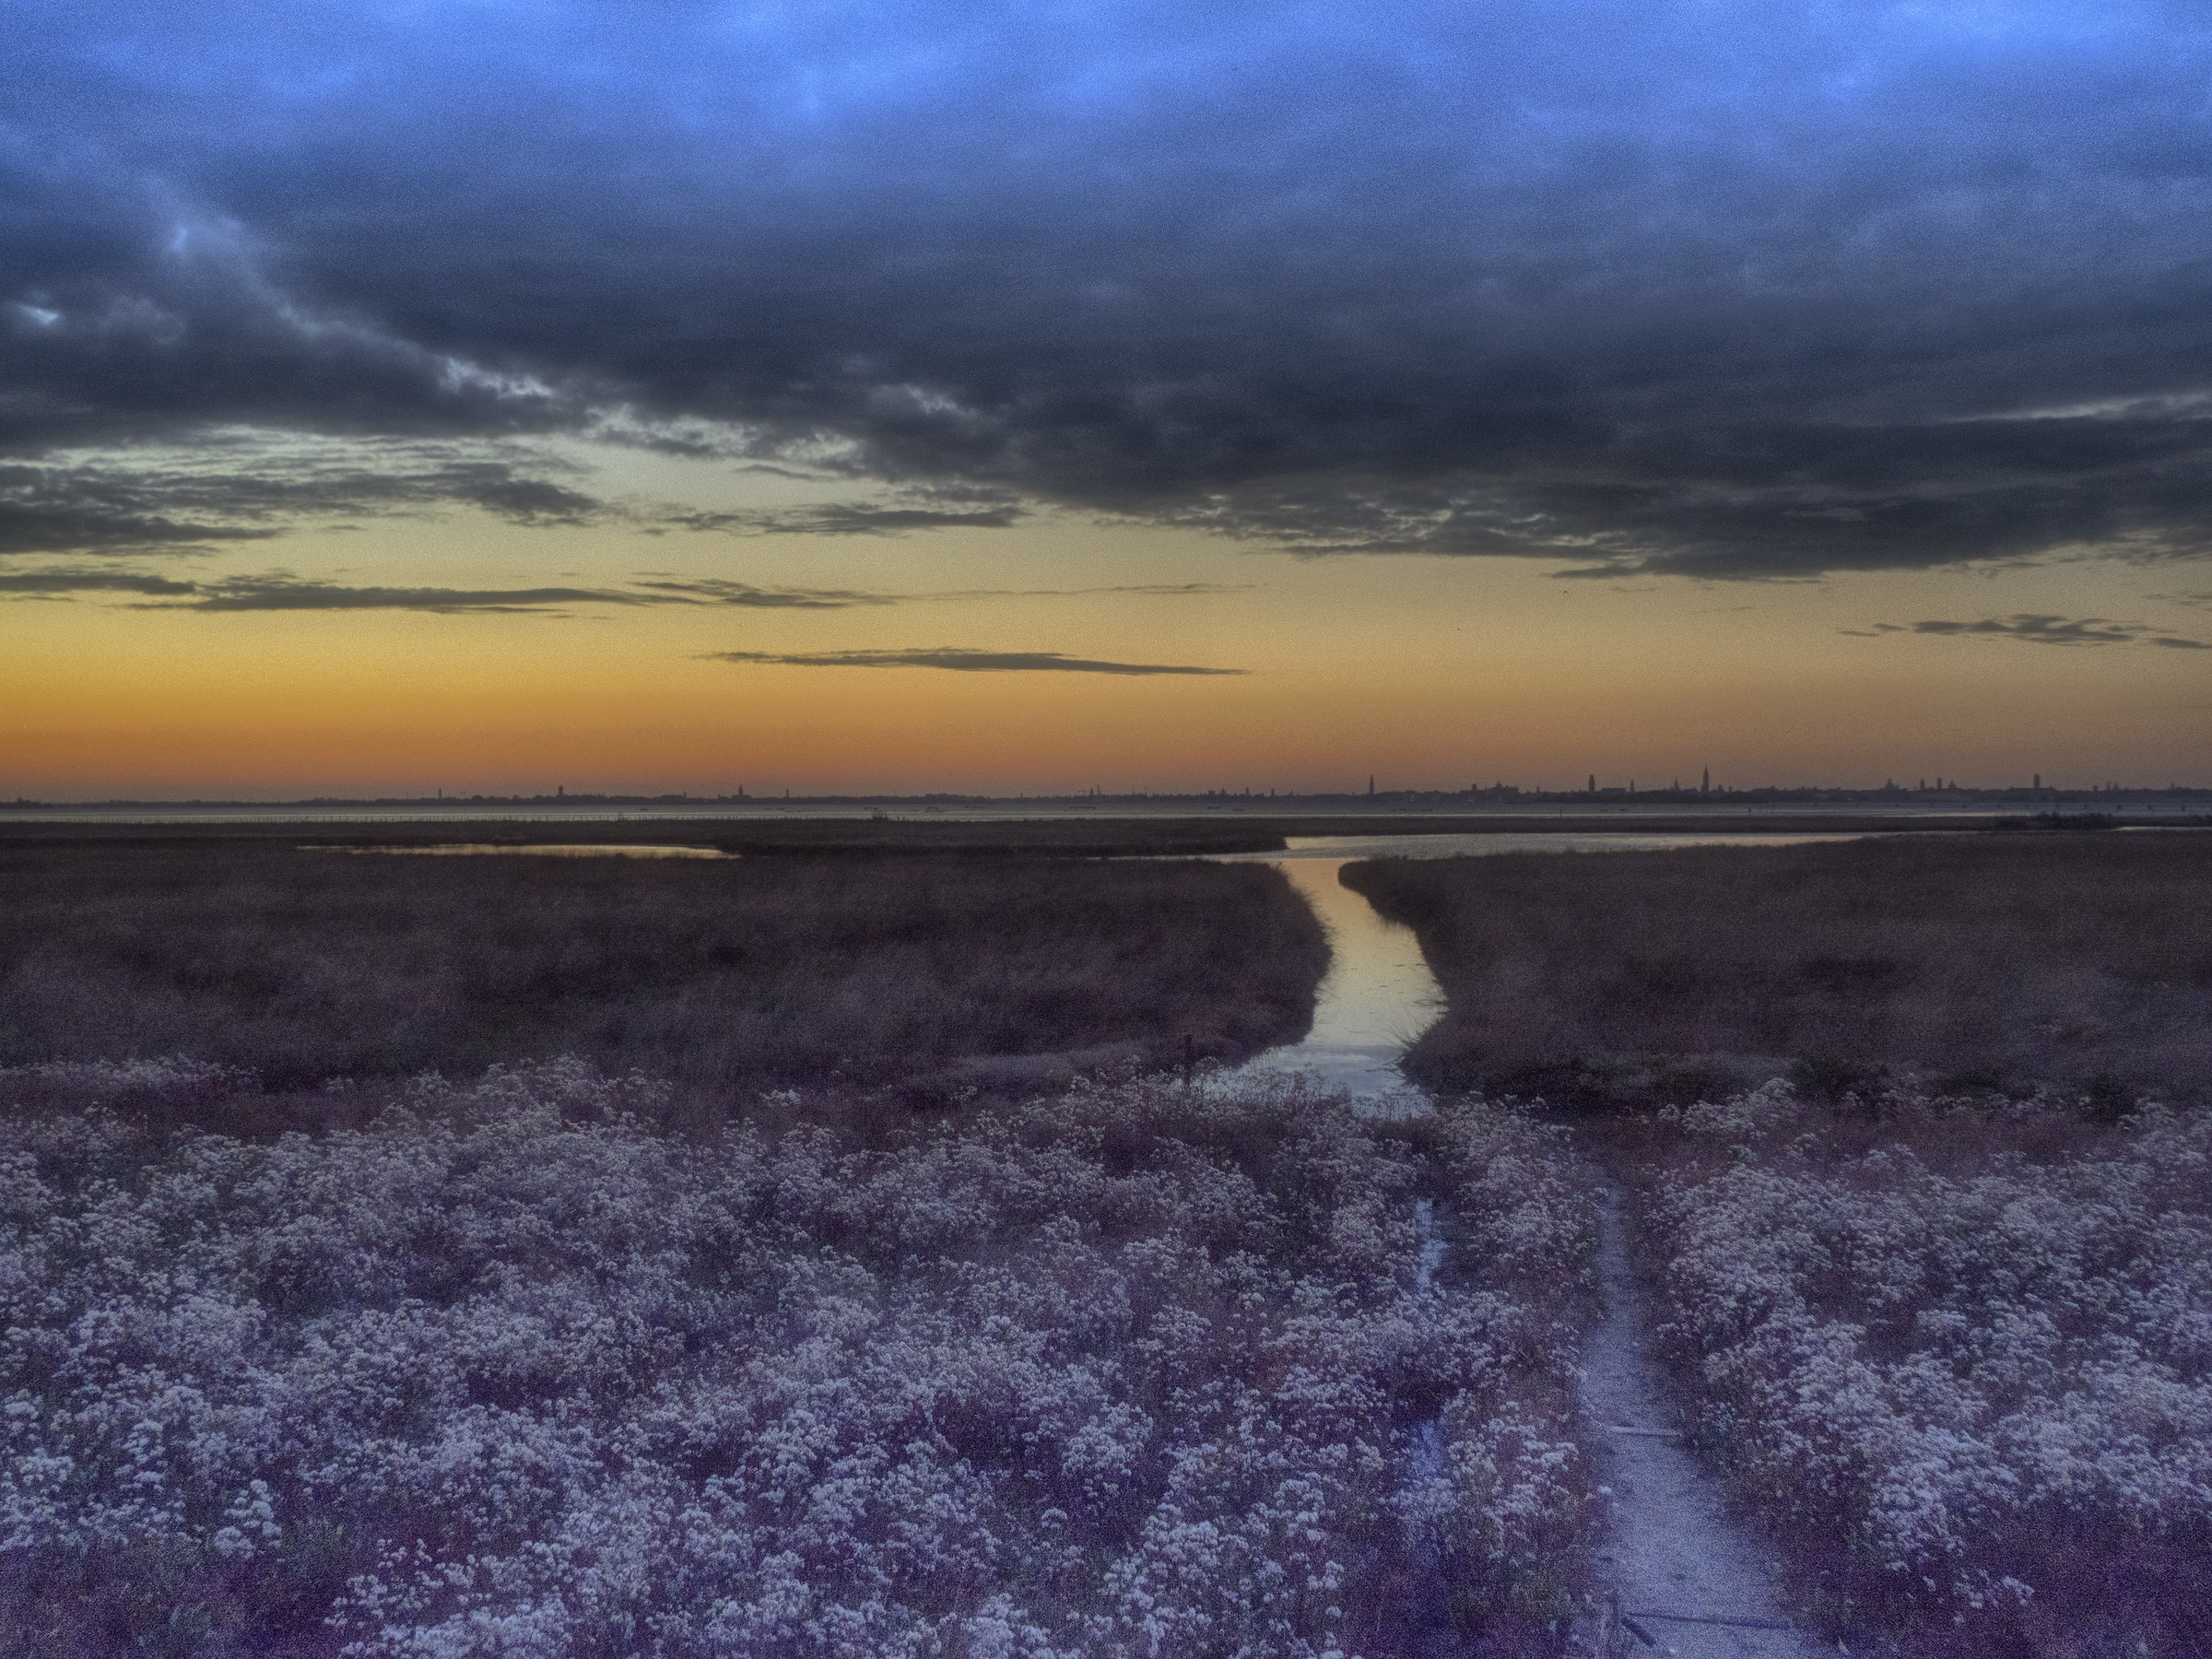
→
(1367, 774, 1375, 796)
(1701, 767, 1710, 794)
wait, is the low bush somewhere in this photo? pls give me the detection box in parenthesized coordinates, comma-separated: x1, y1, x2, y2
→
(1631, 1082, 2212, 1656)
(0, 1060, 1599, 1658)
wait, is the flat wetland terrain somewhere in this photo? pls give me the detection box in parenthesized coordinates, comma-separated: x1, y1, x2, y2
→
(3, 818, 2209, 1658)
(0, 832, 1328, 1098)
(1345, 829, 2212, 1106)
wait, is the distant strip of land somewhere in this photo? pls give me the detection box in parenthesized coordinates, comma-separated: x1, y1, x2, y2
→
(0, 809, 2140, 855)
(8, 782, 2211, 812)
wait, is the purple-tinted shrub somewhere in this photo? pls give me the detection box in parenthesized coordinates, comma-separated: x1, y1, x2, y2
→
(1641, 1082, 2212, 1656)
(0, 1061, 1597, 1658)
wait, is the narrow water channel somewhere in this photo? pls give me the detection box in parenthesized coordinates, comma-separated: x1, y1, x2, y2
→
(1236, 857, 1445, 1093)
(1219, 831, 1871, 1094)
(1210, 831, 1876, 1652)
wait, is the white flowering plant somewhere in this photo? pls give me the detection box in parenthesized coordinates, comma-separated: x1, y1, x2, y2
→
(0, 1060, 1599, 1658)
(1639, 1082, 2212, 1656)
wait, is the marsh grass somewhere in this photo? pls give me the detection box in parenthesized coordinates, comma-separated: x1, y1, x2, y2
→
(1342, 831, 2212, 1106)
(0, 842, 1328, 1096)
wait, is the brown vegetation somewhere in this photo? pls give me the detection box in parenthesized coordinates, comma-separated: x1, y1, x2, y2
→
(1343, 831, 2212, 1106)
(0, 818, 1291, 857)
(0, 840, 1327, 1093)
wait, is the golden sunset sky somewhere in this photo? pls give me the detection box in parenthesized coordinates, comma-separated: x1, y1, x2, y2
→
(11, 433, 2204, 795)
(6, 4, 2210, 796)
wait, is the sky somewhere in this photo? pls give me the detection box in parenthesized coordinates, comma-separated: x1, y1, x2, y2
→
(5, 0, 2211, 797)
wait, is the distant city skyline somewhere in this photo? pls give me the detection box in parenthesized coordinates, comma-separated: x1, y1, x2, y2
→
(10, 774, 2211, 810)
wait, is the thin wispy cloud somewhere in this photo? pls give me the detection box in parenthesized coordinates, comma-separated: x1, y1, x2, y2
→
(1845, 615, 2211, 650)
(157, 575, 924, 615)
(159, 579, 674, 615)
(0, 568, 200, 596)
(654, 504, 1027, 537)
(959, 582, 1252, 599)
(0, 452, 1034, 561)
(9, 568, 1251, 615)
(626, 577, 894, 609)
(83, 573, 877, 615)
(0, 453, 604, 559)
(699, 648, 1246, 676)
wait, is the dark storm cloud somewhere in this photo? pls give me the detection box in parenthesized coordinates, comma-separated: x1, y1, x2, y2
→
(13, 2, 2212, 575)
(700, 648, 1244, 676)
(1849, 615, 2210, 649)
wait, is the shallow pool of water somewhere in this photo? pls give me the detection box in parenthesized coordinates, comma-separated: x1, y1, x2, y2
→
(335, 844, 734, 859)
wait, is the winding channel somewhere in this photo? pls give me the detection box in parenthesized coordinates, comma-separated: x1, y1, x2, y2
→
(1214, 830, 1870, 1655)
(1217, 830, 1865, 1093)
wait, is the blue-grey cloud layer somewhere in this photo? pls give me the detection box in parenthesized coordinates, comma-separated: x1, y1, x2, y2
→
(0, 565, 1244, 614)
(0, 571, 883, 613)
(10, 2, 2212, 576)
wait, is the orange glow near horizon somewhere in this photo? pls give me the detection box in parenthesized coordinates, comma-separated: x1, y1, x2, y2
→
(7, 456, 2210, 798)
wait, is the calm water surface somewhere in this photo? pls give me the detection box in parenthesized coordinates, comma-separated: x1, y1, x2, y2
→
(338, 843, 733, 859)
(1226, 831, 1873, 1093)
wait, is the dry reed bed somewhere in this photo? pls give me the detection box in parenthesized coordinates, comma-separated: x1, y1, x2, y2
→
(1343, 832, 2212, 1104)
(0, 844, 1328, 1088)
(1630, 1084, 2212, 1656)
(0, 1060, 1598, 1658)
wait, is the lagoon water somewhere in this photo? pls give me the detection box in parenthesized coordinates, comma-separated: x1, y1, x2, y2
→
(341, 843, 733, 859)
(1228, 831, 1871, 1093)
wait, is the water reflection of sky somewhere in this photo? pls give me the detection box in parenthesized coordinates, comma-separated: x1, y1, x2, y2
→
(1221, 830, 1873, 1094)
(1214, 830, 1870, 863)
(1230, 858, 1443, 1096)
(339, 844, 733, 859)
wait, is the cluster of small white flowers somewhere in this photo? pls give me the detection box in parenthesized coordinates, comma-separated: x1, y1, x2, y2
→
(0, 1060, 1596, 1657)
(1647, 1086, 2212, 1638)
